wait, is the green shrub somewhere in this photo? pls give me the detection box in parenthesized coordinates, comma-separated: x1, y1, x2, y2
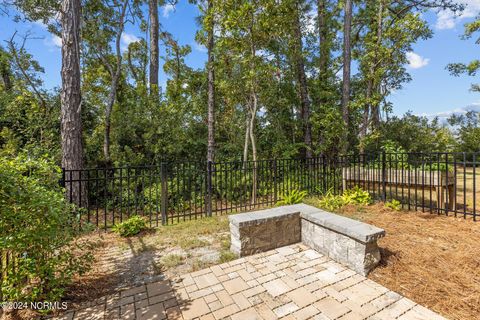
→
(276, 189, 307, 206)
(317, 190, 346, 211)
(0, 155, 93, 303)
(342, 186, 372, 206)
(317, 187, 371, 211)
(385, 199, 402, 211)
(112, 215, 147, 237)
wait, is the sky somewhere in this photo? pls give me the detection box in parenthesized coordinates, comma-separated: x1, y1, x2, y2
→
(0, 0, 479, 120)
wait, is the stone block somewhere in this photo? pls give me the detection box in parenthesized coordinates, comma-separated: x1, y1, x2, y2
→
(229, 204, 384, 275)
(299, 205, 385, 276)
(228, 207, 301, 257)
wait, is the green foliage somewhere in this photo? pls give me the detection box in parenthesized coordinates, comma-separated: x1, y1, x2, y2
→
(385, 199, 402, 211)
(381, 140, 410, 169)
(0, 155, 93, 302)
(219, 250, 237, 264)
(447, 16, 480, 93)
(276, 189, 307, 206)
(112, 215, 147, 237)
(342, 186, 372, 206)
(363, 113, 455, 154)
(318, 187, 371, 211)
(317, 190, 347, 211)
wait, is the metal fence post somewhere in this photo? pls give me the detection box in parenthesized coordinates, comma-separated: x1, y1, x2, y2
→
(382, 151, 387, 202)
(445, 152, 449, 216)
(60, 168, 66, 189)
(206, 161, 213, 217)
(273, 158, 278, 204)
(161, 162, 168, 225)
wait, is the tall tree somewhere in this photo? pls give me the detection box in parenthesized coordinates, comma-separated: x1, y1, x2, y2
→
(291, 0, 312, 158)
(341, 0, 352, 152)
(207, 0, 215, 163)
(149, 0, 159, 95)
(61, 0, 85, 205)
(84, 0, 130, 163)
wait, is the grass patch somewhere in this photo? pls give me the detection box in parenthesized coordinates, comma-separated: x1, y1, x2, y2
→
(160, 254, 185, 268)
(151, 216, 229, 250)
(191, 258, 209, 271)
(219, 250, 237, 264)
(179, 237, 209, 250)
(220, 235, 231, 251)
(159, 216, 229, 236)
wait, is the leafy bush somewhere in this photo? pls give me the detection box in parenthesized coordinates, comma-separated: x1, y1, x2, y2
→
(421, 162, 454, 172)
(112, 215, 147, 237)
(317, 187, 371, 211)
(317, 190, 346, 211)
(342, 186, 372, 206)
(0, 155, 93, 303)
(276, 189, 307, 206)
(385, 199, 402, 211)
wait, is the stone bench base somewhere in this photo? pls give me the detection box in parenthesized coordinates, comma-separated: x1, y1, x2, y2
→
(229, 204, 385, 275)
(229, 206, 301, 256)
(301, 214, 383, 275)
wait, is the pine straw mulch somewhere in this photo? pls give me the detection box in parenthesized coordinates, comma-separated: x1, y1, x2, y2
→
(336, 203, 480, 320)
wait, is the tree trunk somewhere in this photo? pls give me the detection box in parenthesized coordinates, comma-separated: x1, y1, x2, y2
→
(341, 0, 352, 153)
(104, 0, 129, 163)
(293, 2, 313, 159)
(249, 92, 258, 205)
(61, 0, 85, 206)
(359, 82, 371, 153)
(371, 0, 384, 130)
(243, 114, 250, 164)
(248, 22, 258, 205)
(0, 60, 12, 91)
(318, 0, 329, 86)
(207, 0, 215, 163)
(149, 0, 159, 96)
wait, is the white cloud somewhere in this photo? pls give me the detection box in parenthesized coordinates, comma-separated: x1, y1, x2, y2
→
(121, 32, 140, 46)
(406, 52, 430, 69)
(416, 101, 480, 120)
(194, 43, 207, 53)
(51, 35, 62, 47)
(162, 4, 175, 18)
(120, 32, 140, 52)
(43, 35, 62, 51)
(435, 0, 480, 30)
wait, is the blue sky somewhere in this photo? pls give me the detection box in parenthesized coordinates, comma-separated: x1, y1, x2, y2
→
(0, 0, 479, 120)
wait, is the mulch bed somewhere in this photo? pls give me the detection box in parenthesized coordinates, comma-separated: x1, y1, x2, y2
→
(338, 203, 480, 320)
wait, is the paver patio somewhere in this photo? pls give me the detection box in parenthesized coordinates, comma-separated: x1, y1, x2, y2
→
(56, 244, 446, 320)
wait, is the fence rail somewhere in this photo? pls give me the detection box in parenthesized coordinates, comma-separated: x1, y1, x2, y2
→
(61, 152, 479, 228)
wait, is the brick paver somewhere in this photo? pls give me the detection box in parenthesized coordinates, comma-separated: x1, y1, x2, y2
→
(57, 244, 447, 320)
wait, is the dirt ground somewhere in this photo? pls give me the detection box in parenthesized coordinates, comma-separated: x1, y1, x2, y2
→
(330, 203, 480, 320)
(61, 216, 234, 311)
(26, 202, 480, 320)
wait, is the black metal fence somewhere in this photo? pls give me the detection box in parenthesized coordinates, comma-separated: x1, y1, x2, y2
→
(61, 152, 479, 228)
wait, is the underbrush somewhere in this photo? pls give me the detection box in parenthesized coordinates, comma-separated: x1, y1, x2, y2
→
(112, 215, 148, 237)
(307, 186, 372, 211)
(0, 155, 94, 305)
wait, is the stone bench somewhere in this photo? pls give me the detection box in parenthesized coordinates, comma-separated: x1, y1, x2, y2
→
(229, 206, 302, 256)
(229, 204, 385, 275)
